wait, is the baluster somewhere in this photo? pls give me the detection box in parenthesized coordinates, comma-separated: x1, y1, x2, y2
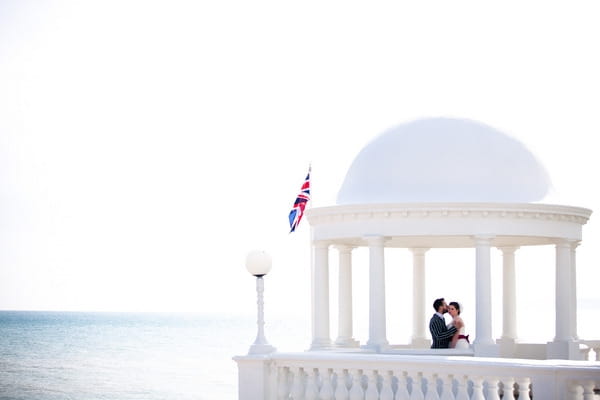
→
(380, 370, 394, 400)
(290, 367, 305, 400)
(424, 373, 440, 400)
(485, 377, 500, 400)
(567, 381, 583, 400)
(516, 377, 530, 400)
(581, 347, 592, 361)
(439, 374, 454, 400)
(365, 369, 379, 400)
(319, 368, 334, 400)
(349, 369, 365, 400)
(334, 369, 350, 400)
(305, 369, 319, 400)
(470, 376, 485, 400)
(454, 375, 468, 400)
(409, 372, 425, 400)
(266, 362, 275, 399)
(277, 366, 290, 400)
(500, 377, 515, 400)
(582, 380, 596, 400)
(394, 370, 410, 400)
(345, 369, 354, 393)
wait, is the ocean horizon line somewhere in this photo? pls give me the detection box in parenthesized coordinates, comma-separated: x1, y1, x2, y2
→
(0, 309, 257, 316)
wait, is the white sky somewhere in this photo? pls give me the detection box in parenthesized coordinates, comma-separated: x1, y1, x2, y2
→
(1, 1, 599, 343)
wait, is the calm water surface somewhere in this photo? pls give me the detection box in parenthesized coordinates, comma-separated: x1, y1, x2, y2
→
(0, 311, 307, 400)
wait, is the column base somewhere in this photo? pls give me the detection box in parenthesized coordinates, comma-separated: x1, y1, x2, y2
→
(547, 340, 582, 360)
(335, 337, 360, 347)
(362, 341, 390, 353)
(410, 337, 431, 349)
(309, 338, 333, 351)
(248, 343, 277, 355)
(496, 337, 516, 358)
(473, 342, 499, 357)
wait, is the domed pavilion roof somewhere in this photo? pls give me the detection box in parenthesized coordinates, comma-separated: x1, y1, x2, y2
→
(336, 118, 551, 204)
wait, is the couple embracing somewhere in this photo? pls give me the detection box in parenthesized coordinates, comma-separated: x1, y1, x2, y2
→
(429, 297, 470, 349)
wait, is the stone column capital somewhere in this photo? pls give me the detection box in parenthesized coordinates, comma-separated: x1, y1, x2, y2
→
(498, 246, 520, 254)
(333, 244, 355, 253)
(473, 234, 495, 245)
(363, 235, 386, 246)
(410, 247, 430, 256)
(313, 240, 331, 250)
(555, 240, 574, 250)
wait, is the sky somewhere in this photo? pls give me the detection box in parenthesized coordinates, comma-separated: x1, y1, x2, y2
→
(1, 1, 599, 344)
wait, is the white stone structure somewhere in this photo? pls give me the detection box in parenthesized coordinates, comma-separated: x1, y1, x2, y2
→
(235, 118, 600, 399)
(308, 202, 590, 359)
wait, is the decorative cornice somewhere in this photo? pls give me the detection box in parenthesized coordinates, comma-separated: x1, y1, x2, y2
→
(306, 203, 592, 226)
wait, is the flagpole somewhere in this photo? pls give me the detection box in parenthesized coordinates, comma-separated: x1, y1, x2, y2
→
(308, 162, 312, 208)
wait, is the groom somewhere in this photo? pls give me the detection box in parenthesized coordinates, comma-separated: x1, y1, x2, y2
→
(429, 297, 462, 349)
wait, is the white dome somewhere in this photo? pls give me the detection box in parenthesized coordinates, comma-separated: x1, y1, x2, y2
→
(336, 118, 551, 204)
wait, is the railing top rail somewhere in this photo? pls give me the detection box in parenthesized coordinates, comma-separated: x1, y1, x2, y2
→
(271, 351, 600, 378)
(581, 339, 600, 347)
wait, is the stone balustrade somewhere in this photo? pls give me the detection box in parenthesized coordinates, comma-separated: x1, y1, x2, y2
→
(580, 340, 600, 361)
(235, 352, 600, 400)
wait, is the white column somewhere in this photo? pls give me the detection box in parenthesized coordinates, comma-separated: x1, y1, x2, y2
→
(554, 240, 572, 342)
(500, 246, 518, 341)
(311, 240, 331, 349)
(365, 235, 388, 350)
(474, 235, 497, 356)
(335, 245, 358, 347)
(570, 241, 580, 341)
(548, 239, 580, 359)
(497, 246, 518, 358)
(410, 248, 430, 348)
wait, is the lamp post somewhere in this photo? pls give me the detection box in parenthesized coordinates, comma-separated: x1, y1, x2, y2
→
(246, 250, 276, 355)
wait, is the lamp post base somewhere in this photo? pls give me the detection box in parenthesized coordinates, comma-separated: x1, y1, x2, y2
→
(248, 343, 277, 355)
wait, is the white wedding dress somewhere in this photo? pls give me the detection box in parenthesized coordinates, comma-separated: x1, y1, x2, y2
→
(454, 324, 470, 349)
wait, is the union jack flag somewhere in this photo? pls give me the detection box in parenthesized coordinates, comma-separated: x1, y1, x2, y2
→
(288, 166, 311, 233)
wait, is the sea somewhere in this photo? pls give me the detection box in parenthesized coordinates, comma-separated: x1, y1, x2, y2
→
(0, 311, 309, 400)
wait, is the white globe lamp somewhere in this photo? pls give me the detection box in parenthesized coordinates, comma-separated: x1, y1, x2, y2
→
(246, 250, 272, 277)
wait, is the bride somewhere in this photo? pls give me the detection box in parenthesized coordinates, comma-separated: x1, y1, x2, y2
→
(448, 301, 470, 349)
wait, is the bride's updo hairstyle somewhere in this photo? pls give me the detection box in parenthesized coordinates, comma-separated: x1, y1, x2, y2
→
(449, 301, 461, 315)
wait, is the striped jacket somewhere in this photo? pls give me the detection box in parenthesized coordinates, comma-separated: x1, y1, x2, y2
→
(429, 314, 457, 349)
